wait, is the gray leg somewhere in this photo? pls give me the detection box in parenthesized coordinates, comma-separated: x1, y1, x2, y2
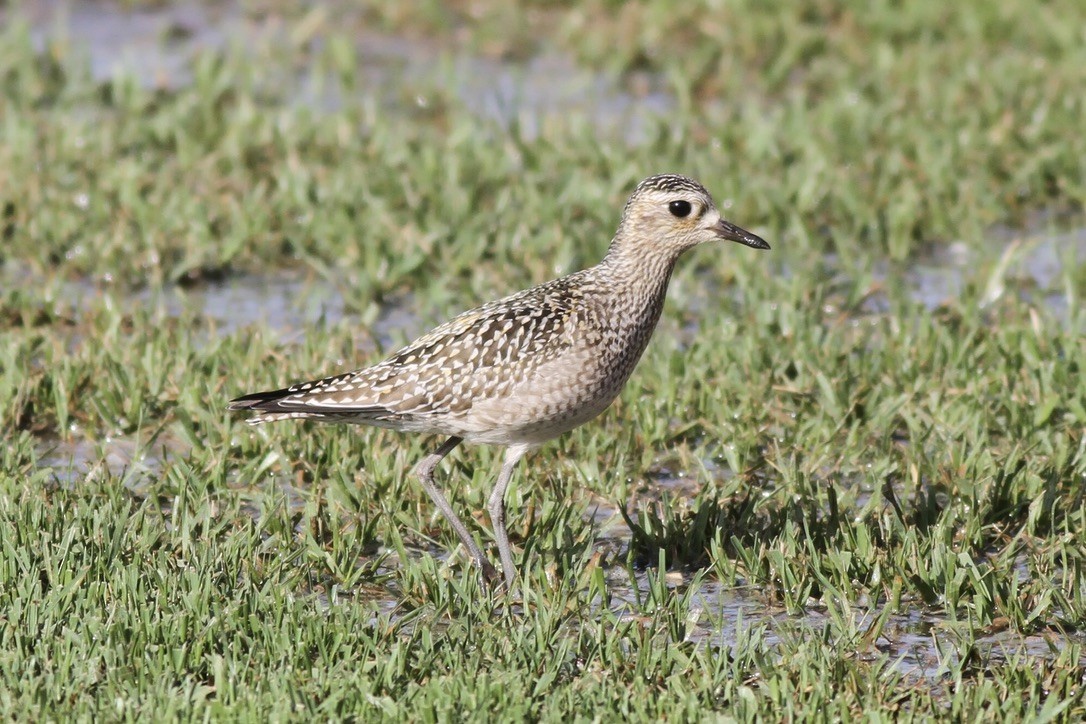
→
(487, 444, 530, 589)
(412, 436, 499, 583)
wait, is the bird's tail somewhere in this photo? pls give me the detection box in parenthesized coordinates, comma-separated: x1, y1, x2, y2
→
(228, 386, 391, 424)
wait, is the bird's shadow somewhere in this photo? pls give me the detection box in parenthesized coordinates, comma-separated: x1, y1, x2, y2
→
(618, 475, 953, 579)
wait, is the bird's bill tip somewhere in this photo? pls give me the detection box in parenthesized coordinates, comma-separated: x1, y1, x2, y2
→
(716, 218, 770, 250)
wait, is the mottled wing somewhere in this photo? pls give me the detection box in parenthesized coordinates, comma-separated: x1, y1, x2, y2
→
(228, 273, 586, 425)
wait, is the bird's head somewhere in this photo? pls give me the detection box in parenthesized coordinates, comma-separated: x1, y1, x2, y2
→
(612, 174, 769, 258)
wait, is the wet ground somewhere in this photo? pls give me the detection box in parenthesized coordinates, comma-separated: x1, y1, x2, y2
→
(18, 0, 673, 142)
(15, 0, 1086, 683)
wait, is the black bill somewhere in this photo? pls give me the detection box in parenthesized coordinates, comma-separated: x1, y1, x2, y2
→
(716, 218, 770, 250)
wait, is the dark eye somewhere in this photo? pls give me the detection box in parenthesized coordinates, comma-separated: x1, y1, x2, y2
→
(668, 200, 692, 218)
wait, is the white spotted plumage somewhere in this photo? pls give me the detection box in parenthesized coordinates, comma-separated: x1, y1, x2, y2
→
(230, 174, 769, 589)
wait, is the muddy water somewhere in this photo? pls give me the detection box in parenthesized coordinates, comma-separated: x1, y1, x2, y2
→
(35, 415, 1086, 680)
(36, 427, 189, 491)
(870, 227, 1086, 318)
(339, 551, 1086, 681)
(14, 0, 1086, 681)
(14, 0, 1083, 326)
(18, 0, 673, 142)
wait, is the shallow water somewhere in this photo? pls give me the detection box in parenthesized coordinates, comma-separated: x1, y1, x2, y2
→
(13, 0, 1083, 335)
(92, 216, 1079, 353)
(149, 272, 352, 342)
(23, 0, 229, 89)
(36, 427, 188, 490)
(881, 227, 1086, 318)
(31, 405, 1086, 679)
(20, 0, 674, 143)
(12, 0, 1086, 688)
(338, 550, 1086, 680)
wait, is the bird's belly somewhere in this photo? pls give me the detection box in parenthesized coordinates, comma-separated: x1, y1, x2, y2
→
(448, 350, 635, 445)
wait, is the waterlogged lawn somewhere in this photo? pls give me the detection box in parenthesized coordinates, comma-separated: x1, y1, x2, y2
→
(1, 0, 1085, 719)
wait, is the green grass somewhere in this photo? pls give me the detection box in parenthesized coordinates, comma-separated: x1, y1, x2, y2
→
(2, 0, 1085, 719)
